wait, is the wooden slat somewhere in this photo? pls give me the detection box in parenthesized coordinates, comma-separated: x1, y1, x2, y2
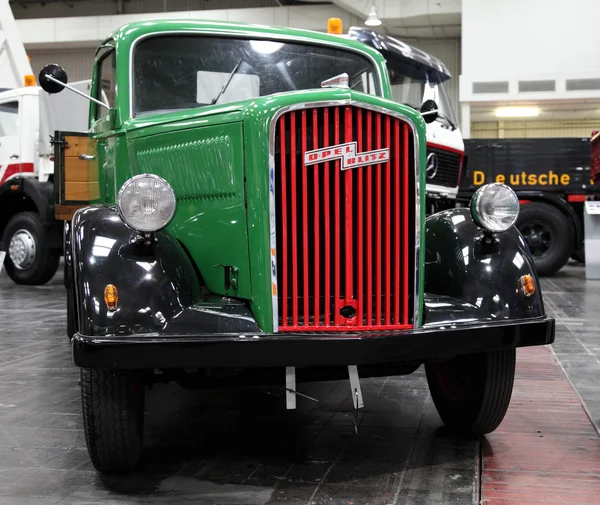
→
(63, 135, 89, 158)
(64, 157, 97, 182)
(55, 204, 86, 221)
(65, 181, 100, 202)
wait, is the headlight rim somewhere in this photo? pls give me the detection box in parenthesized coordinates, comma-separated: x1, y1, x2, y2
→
(470, 182, 519, 233)
(117, 173, 176, 233)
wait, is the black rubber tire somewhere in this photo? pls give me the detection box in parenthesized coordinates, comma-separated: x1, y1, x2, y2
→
(425, 349, 515, 437)
(81, 368, 145, 473)
(1, 212, 60, 285)
(517, 202, 573, 276)
(571, 247, 585, 263)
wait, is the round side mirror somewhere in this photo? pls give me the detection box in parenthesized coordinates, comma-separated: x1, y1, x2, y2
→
(420, 99, 439, 124)
(38, 64, 68, 94)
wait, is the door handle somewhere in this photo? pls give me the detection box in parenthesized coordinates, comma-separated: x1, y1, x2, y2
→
(79, 154, 96, 161)
(9, 154, 18, 159)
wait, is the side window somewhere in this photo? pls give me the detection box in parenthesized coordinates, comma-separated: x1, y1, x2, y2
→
(0, 101, 19, 137)
(95, 51, 116, 120)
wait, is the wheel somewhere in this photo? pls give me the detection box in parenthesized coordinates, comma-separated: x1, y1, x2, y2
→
(81, 368, 145, 472)
(1, 212, 60, 285)
(517, 202, 573, 276)
(425, 349, 515, 437)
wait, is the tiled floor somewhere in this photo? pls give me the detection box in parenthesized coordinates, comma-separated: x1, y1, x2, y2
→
(481, 346, 600, 504)
(0, 261, 598, 504)
(541, 265, 600, 432)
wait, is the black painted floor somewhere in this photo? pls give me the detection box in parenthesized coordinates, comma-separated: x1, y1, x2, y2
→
(0, 261, 597, 504)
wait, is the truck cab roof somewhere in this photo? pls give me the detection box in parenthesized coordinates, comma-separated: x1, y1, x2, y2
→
(347, 27, 451, 83)
(101, 18, 389, 68)
(106, 19, 388, 49)
(0, 86, 39, 100)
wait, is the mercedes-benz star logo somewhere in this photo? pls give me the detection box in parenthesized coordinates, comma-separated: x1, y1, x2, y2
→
(426, 152, 438, 179)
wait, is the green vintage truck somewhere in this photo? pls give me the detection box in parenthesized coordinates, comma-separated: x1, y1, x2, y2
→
(40, 19, 554, 473)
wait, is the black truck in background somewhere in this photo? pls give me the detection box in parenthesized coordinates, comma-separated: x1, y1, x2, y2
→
(458, 137, 597, 275)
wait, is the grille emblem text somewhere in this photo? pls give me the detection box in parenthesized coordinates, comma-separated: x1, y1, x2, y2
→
(304, 142, 390, 170)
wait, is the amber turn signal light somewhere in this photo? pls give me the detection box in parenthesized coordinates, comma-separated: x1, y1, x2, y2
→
(519, 274, 535, 297)
(24, 74, 36, 87)
(327, 17, 343, 34)
(104, 284, 118, 311)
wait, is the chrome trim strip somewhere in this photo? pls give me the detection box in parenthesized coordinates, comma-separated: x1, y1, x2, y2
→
(268, 100, 422, 332)
(128, 30, 385, 118)
(425, 183, 459, 198)
(268, 152, 279, 333)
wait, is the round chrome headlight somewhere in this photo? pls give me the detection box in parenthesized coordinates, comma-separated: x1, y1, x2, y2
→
(470, 183, 519, 233)
(117, 174, 176, 232)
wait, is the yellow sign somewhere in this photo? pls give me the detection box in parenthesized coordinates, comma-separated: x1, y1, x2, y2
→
(473, 170, 570, 186)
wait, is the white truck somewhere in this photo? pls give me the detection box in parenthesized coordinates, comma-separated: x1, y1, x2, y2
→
(0, 0, 89, 284)
(347, 27, 464, 213)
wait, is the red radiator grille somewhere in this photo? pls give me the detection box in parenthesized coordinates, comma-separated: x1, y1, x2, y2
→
(274, 105, 416, 332)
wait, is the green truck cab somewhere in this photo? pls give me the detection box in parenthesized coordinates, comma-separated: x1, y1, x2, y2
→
(40, 19, 554, 473)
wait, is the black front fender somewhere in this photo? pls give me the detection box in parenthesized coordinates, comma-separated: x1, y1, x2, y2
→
(71, 206, 203, 336)
(424, 208, 545, 320)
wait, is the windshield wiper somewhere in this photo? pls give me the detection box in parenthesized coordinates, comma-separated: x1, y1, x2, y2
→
(211, 58, 243, 105)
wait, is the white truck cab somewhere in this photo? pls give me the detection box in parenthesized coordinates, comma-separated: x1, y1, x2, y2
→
(0, 84, 90, 184)
(347, 27, 464, 211)
(0, 80, 90, 285)
(0, 0, 89, 284)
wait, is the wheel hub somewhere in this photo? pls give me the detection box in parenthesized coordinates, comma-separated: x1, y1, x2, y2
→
(520, 222, 552, 258)
(435, 355, 472, 401)
(528, 232, 542, 246)
(8, 229, 36, 270)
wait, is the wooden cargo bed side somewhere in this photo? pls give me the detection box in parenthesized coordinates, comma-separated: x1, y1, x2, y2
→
(53, 132, 98, 221)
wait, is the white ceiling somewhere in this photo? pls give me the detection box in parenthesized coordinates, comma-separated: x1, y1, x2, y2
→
(386, 13, 461, 38)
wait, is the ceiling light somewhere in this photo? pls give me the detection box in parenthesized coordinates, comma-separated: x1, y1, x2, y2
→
(495, 106, 540, 118)
(365, 4, 382, 27)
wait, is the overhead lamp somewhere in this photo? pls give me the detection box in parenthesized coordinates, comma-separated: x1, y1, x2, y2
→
(365, 4, 382, 27)
(495, 106, 540, 118)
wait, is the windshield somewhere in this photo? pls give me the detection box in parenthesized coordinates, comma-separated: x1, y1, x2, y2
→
(389, 70, 458, 128)
(133, 35, 380, 115)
